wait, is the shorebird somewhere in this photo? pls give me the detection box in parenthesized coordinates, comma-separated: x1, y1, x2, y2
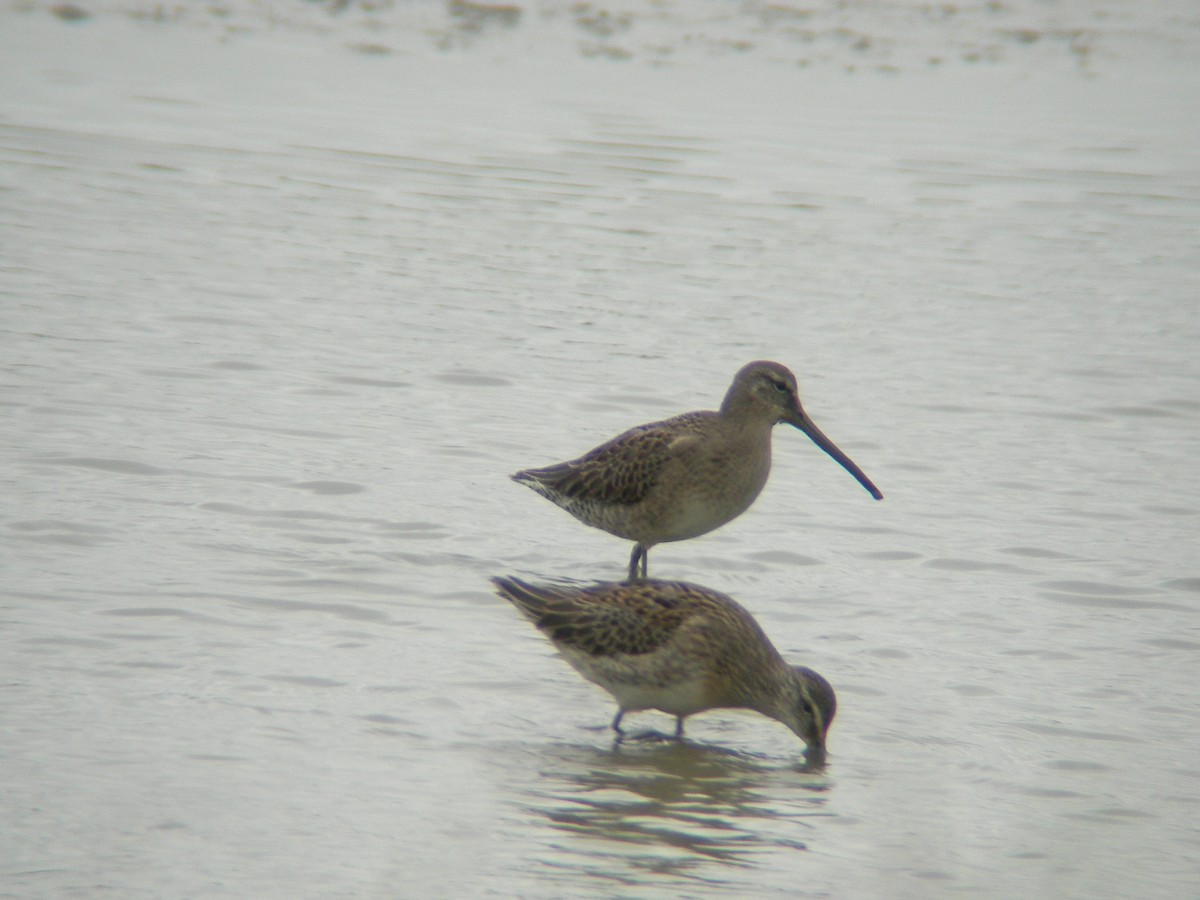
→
(512, 360, 882, 579)
(493, 576, 836, 758)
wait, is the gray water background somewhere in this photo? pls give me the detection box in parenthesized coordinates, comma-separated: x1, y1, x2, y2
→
(2, 2, 1198, 897)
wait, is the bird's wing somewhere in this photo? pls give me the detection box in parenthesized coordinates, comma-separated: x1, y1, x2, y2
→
(494, 577, 702, 657)
(518, 413, 708, 506)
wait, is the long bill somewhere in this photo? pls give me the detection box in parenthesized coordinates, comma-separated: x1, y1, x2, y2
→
(788, 407, 883, 500)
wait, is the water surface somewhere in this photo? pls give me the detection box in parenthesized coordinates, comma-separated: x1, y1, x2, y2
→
(2, 4, 1199, 897)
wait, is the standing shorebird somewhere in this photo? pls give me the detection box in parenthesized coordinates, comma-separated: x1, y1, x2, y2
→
(492, 576, 837, 759)
(512, 360, 882, 579)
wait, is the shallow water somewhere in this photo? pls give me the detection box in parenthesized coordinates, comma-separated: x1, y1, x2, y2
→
(2, 4, 1199, 897)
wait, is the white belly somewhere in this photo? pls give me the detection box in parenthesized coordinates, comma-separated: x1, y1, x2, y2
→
(605, 677, 711, 717)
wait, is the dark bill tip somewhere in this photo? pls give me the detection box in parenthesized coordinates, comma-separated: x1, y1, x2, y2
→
(801, 744, 828, 771)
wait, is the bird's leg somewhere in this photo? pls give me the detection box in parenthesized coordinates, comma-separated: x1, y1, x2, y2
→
(674, 717, 685, 740)
(611, 709, 626, 744)
(627, 545, 648, 581)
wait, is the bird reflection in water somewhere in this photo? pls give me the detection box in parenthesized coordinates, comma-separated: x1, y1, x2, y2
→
(530, 741, 832, 879)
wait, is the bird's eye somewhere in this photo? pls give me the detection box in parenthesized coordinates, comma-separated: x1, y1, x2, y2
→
(799, 699, 814, 716)
(772, 380, 790, 394)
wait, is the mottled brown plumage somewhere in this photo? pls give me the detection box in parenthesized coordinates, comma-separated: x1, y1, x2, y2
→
(513, 361, 882, 579)
(493, 575, 837, 758)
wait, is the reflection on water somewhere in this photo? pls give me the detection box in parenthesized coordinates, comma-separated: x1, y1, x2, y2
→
(530, 741, 830, 883)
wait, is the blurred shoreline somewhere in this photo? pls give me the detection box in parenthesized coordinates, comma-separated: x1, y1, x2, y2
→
(9, 0, 1200, 76)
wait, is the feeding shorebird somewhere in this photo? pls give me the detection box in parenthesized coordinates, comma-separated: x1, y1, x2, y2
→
(493, 576, 836, 759)
(512, 360, 882, 579)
